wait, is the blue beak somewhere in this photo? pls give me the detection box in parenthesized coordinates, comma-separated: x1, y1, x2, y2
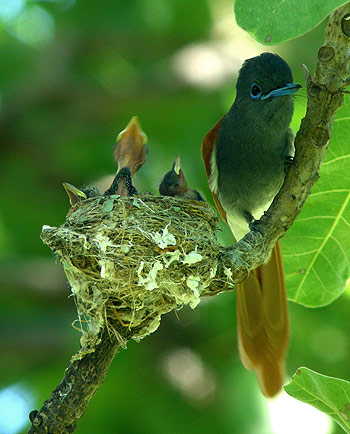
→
(261, 82, 301, 100)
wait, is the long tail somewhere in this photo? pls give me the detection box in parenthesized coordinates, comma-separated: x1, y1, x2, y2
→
(235, 241, 289, 397)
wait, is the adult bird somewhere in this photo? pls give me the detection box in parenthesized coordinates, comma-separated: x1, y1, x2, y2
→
(201, 52, 301, 397)
(63, 116, 147, 205)
(159, 155, 204, 201)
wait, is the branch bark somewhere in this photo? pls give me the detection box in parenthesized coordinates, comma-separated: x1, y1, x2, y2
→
(29, 328, 124, 434)
(28, 4, 350, 433)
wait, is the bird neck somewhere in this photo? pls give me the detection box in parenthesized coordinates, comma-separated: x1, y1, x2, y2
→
(226, 97, 294, 149)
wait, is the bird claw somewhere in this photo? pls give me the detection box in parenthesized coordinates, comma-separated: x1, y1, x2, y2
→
(284, 155, 295, 172)
(248, 219, 263, 234)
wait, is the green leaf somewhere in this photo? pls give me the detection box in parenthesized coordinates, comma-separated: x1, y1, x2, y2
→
(283, 95, 350, 307)
(234, 0, 348, 45)
(132, 198, 142, 208)
(285, 367, 350, 433)
(102, 199, 114, 213)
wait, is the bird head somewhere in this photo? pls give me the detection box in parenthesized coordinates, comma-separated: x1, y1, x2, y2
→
(159, 155, 188, 197)
(233, 53, 301, 131)
(115, 116, 148, 175)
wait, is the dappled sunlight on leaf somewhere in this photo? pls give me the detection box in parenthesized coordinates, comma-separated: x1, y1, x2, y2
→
(285, 367, 350, 433)
(284, 96, 350, 307)
(0, 0, 25, 22)
(0, 384, 33, 434)
(234, 0, 348, 45)
(162, 347, 217, 406)
(6, 5, 55, 48)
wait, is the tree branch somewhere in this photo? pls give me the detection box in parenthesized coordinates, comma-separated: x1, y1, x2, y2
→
(28, 4, 350, 433)
(29, 328, 124, 434)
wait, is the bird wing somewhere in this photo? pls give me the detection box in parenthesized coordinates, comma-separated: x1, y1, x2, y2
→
(201, 117, 228, 223)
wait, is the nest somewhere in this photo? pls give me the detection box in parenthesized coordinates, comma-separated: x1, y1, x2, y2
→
(41, 194, 221, 350)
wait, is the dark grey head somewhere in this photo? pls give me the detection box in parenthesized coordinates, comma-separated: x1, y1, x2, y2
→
(236, 53, 300, 101)
(159, 156, 188, 197)
(230, 52, 301, 135)
(159, 170, 181, 196)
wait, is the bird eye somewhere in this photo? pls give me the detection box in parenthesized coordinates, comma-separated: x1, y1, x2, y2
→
(250, 83, 262, 99)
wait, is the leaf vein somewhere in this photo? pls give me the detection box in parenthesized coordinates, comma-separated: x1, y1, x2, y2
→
(292, 374, 350, 430)
(295, 191, 350, 300)
(322, 155, 350, 166)
(309, 189, 350, 197)
(284, 249, 318, 257)
(330, 235, 350, 264)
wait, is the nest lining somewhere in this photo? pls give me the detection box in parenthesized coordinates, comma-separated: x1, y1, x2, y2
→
(41, 194, 221, 348)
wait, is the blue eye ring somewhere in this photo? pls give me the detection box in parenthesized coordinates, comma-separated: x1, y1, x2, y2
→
(250, 83, 262, 99)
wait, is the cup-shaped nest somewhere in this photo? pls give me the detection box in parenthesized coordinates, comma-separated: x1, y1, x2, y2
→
(41, 195, 221, 348)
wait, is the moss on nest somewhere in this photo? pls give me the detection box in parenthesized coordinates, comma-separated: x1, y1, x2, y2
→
(41, 195, 220, 349)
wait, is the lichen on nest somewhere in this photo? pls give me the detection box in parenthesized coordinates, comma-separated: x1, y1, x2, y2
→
(41, 194, 221, 349)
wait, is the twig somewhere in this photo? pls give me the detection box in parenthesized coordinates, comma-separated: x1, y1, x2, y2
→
(28, 326, 133, 434)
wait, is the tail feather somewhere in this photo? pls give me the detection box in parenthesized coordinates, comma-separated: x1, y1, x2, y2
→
(236, 242, 289, 397)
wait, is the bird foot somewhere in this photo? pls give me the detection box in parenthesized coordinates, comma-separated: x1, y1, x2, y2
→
(248, 219, 264, 235)
(284, 155, 295, 172)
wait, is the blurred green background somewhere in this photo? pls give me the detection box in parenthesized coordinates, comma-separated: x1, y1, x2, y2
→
(1, 1, 349, 433)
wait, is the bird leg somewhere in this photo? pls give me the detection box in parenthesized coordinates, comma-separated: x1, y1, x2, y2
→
(104, 167, 138, 197)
